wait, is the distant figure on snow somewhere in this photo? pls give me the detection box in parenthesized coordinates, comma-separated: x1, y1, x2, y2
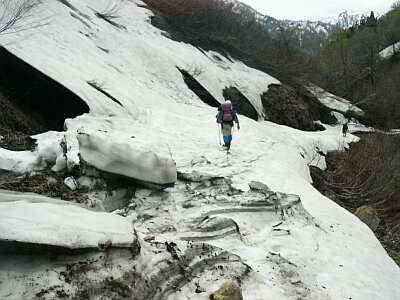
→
(342, 121, 349, 137)
(216, 99, 240, 151)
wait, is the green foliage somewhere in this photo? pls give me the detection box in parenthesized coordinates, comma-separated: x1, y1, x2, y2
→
(315, 133, 400, 265)
(311, 4, 400, 128)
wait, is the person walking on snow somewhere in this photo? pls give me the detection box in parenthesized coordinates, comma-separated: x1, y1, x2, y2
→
(342, 121, 349, 137)
(216, 99, 240, 151)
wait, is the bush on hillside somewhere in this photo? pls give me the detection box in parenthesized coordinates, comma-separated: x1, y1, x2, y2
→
(312, 133, 400, 264)
(311, 4, 400, 128)
(143, 0, 307, 79)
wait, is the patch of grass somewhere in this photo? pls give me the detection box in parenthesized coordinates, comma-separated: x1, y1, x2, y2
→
(0, 129, 36, 151)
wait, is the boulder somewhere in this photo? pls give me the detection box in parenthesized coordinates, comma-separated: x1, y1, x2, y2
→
(355, 206, 380, 231)
(249, 181, 271, 193)
(210, 280, 243, 300)
(262, 84, 336, 131)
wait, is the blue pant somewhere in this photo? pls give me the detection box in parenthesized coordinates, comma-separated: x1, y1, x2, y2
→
(223, 135, 232, 145)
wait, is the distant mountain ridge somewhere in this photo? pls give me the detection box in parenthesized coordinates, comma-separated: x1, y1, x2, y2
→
(226, 0, 336, 54)
(228, 1, 364, 56)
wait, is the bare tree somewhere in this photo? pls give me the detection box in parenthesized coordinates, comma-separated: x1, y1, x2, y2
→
(0, 0, 40, 34)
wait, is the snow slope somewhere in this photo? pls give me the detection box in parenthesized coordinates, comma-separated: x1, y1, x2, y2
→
(307, 84, 363, 115)
(379, 41, 400, 59)
(0, 0, 399, 299)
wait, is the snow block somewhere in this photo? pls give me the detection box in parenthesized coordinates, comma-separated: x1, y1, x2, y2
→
(0, 197, 137, 253)
(77, 132, 177, 187)
(0, 148, 45, 174)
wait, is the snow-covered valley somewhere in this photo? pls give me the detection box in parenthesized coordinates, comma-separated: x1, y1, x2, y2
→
(0, 0, 399, 299)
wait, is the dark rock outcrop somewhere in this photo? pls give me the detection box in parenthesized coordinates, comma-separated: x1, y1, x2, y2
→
(262, 84, 336, 131)
(177, 67, 220, 108)
(0, 47, 90, 134)
(355, 206, 381, 231)
(223, 87, 258, 120)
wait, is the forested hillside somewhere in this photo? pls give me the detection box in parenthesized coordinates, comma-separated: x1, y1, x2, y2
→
(309, 3, 400, 128)
(144, 0, 311, 80)
(145, 0, 400, 128)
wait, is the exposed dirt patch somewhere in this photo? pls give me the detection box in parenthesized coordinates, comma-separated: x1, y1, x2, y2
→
(0, 130, 36, 151)
(0, 47, 89, 133)
(0, 174, 88, 203)
(0, 88, 43, 151)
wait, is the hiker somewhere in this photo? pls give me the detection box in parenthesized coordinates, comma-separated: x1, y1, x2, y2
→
(342, 121, 349, 137)
(216, 99, 240, 151)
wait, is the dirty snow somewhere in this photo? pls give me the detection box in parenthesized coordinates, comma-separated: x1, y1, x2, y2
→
(379, 41, 400, 59)
(307, 84, 363, 114)
(0, 0, 399, 299)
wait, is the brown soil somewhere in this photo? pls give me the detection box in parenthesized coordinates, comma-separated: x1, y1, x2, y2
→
(0, 173, 88, 203)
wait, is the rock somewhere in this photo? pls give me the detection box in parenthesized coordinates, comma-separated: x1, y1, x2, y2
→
(210, 280, 243, 300)
(249, 181, 271, 192)
(99, 188, 134, 212)
(144, 235, 155, 242)
(98, 239, 113, 250)
(309, 166, 324, 190)
(46, 177, 58, 186)
(195, 286, 206, 293)
(191, 156, 211, 166)
(261, 84, 336, 131)
(64, 176, 78, 191)
(178, 171, 222, 183)
(355, 206, 380, 231)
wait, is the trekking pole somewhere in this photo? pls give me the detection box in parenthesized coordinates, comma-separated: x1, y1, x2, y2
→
(218, 124, 222, 145)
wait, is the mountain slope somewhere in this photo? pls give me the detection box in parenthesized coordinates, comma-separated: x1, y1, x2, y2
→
(0, 0, 399, 299)
(231, 0, 336, 54)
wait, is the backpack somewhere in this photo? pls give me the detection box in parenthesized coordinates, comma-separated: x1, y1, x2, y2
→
(222, 102, 233, 122)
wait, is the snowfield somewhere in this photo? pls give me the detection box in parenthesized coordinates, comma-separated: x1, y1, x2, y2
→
(307, 84, 363, 115)
(0, 0, 399, 299)
(379, 41, 400, 59)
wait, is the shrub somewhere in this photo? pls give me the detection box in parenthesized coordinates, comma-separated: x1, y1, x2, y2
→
(314, 133, 400, 264)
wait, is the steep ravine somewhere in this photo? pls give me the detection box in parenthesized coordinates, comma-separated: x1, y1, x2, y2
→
(310, 133, 400, 266)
